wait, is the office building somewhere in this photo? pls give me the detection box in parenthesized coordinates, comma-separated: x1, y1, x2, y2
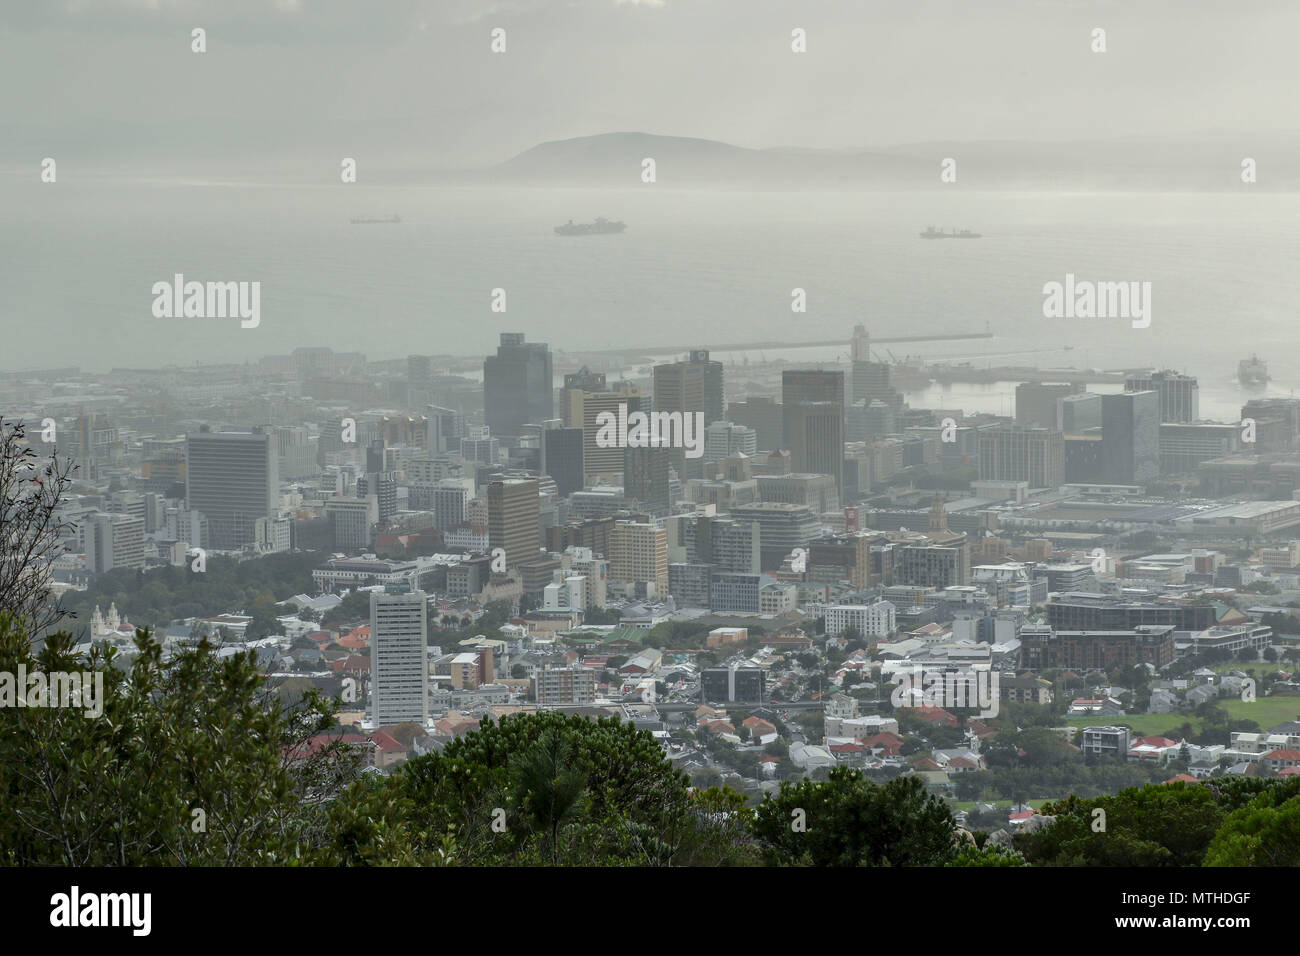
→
(727, 396, 784, 451)
(701, 665, 766, 704)
(185, 428, 278, 550)
(894, 541, 970, 589)
(710, 572, 762, 613)
(731, 501, 821, 571)
(1124, 370, 1199, 423)
(561, 368, 645, 481)
(824, 600, 896, 639)
(1061, 393, 1103, 433)
(703, 421, 757, 463)
(535, 666, 598, 707)
(674, 513, 761, 573)
(782, 369, 844, 499)
(624, 445, 672, 516)
(653, 349, 724, 483)
(484, 333, 553, 439)
(608, 520, 668, 598)
(1159, 423, 1242, 475)
(370, 587, 429, 726)
(539, 422, 584, 498)
(325, 495, 379, 550)
(487, 478, 541, 568)
(1018, 623, 1176, 671)
(1101, 390, 1159, 484)
(85, 512, 145, 574)
(978, 424, 1065, 489)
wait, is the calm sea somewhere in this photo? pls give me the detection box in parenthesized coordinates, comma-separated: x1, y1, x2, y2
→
(3, 176, 1298, 420)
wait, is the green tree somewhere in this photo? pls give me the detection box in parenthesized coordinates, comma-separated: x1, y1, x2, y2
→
(0, 614, 350, 866)
(1203, 787, 1300, 866)
(509, 730, 588, 865)
(749, 767, 957, 866)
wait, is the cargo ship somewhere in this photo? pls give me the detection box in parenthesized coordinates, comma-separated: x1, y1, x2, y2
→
(1238, 354, 1269, 387)
(555, 217, 626, 236)
(920, 226, 981, 239)
(350, 214, 401, 224)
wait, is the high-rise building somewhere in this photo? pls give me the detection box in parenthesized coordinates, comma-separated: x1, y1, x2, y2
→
(710, 572, 762, 613)
(727, 396, 784, 452)
(1241, 398, 1300, 453)
(370, 587, 429, 726)
(978, 425, 1065, 489)
(731, 501, 821, 571)
(1101, 391, 1159, 484)
(561, 368, 644, 481)
(425, 405, 464, 455)
(534, 666, 598, 707)
(539, 422, 584, 498)
(653, 350, 724, 480)
(608, 520, 668, 598)
(653, 350, 724, 425)
(894, 542, 970, 589)
(459, 425, 499, 465)
(756, 472, 840, 514)
(1061, 393, 1103, 433)
(624, 445, 672, 516)
(325, 495, 379, 550)
(487, 478, 541, 568)
(484, 333, 553, 440)
(274, 425, 317, 480)
(1015, 382, 1080, 429)
(1124, 370, 1199, 423)
(85, 512, 145, 574)
(673, 513, 761, 573)
(782, 369, 845, 499)
(848, 325, 906, 412)
(1158, 423, 1242, 475)
(185, 428, 278, 550)
(703, 421, 757, 463)
(432, 480, 472, 530)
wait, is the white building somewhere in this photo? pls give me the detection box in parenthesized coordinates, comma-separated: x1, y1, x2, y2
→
(824, 600, 896, 639)
(369, 587, 429, 727)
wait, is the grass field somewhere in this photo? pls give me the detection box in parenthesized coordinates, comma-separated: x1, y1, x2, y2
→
(949, 798, 1048, 812)
(1066, 693, 1300, 739)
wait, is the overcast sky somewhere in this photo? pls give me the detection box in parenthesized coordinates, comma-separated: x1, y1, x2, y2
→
(3, 0, 1298, 171)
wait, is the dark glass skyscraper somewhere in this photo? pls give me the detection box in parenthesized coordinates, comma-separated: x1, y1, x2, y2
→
(484, 333, 553, 440)
(782, 369, 845, 499)
(1101, 390, 1159, 483)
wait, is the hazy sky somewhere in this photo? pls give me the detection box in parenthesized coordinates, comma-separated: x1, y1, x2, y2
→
(4, 0, 1298, 173)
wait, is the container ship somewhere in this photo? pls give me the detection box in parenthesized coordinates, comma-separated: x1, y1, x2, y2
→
(555, 217, 626, 236)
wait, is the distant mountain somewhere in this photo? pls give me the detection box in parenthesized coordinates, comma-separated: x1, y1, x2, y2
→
(484, 130, 1300, 190)
(491, 131, 924, 186)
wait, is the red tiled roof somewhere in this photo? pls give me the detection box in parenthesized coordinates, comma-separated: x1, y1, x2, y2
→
(370, 730, 406, 753)
(1264, 749, 1300, 760)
